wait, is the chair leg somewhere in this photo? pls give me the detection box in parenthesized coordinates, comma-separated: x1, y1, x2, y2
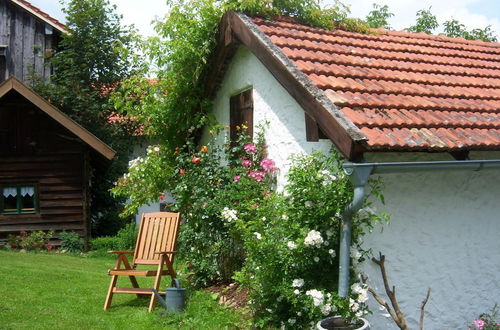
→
(104, 275, 118, 310)
(148, 256, 165, 312)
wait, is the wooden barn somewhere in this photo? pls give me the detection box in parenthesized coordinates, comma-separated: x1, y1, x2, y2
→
(0, 0, 67, 82)
(0, 77, 116, 245)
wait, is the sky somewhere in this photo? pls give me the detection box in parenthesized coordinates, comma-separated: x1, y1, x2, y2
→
(29, 0, 500, 39)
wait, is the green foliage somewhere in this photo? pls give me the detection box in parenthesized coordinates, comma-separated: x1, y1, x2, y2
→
(8, 230, 54, 251)
(230, 151, 386, 328)
(406, 7, 439, 34)
(31, 0, 140, 237)
(365, 3, 394, 29)
(59, 231, 84, 252)
(89, 236, 118, 251)
(444, 19, 497, 42)
(89, 222, 138, 252)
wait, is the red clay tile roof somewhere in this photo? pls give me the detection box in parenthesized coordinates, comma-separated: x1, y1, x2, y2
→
(10, 0, 67, 33)
(249, 16, 500, 153)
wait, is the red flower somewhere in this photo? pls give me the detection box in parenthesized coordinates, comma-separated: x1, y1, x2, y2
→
(191, 156, 201, 164)
(47, 244, 54, 250)
(159, 195, 165, 200)
(179, 169, 186, 175)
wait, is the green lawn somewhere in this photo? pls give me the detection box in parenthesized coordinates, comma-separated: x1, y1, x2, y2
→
(0, 250, 249, 329)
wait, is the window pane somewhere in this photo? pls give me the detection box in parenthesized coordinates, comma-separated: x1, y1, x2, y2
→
(20, 194, 35, 212)
(3, 195, 17, 212)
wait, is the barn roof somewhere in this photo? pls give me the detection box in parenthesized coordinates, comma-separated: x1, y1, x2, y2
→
(210, 11, 500, 160)
(0, 76, 116, 160)
(8, 0, 67, 34)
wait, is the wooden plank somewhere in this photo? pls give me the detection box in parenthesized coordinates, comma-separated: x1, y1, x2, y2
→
(22, 12, 35, 81)
(0, 215, 83, 225)
(112, 288, 153, 295)
(0, 223, 84, 232)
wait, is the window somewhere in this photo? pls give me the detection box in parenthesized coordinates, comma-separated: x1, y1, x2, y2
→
(230, 88, 253, 142)
(1, 185, 38, 214)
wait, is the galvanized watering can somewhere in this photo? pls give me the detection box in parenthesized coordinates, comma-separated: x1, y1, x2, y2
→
(152, 279, 186, 313)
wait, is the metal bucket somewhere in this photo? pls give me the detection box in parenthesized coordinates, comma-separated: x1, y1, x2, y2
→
(152, 279, 186, 313)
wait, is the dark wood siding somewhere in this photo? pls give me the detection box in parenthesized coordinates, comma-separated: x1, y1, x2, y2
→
(0, 0, 61, 83)
(0, 91, 88, 243)
(0, 153, 86, 238)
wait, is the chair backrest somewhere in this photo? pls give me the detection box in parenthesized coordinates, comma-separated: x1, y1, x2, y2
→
(133, 212, 181, 265)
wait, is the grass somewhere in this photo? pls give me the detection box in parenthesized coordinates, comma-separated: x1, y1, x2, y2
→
(0, 250, 250, 329)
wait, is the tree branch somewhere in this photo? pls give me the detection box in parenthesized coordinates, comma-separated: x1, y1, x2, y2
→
(419, 288, 431, 330)
(370, 253, 409, 330)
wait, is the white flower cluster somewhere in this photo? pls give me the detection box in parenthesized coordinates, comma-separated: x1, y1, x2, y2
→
(146, 145, 160, 154)
(221, 207, 237, 222)
(287, 241, 297, 250)
(305, 289, 324, 306)
(292, 279, 304, 288)
(351, 283, 369, 303)
(318, 169, 337, 186)
(304, 230, 323, 247)
(128, 156, 144, 168)
(350, 247, 362, 266)
(254, 232, 262, 240)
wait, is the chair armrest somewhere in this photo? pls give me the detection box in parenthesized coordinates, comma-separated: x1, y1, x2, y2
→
(107, 250, 134, 254)
(154, 251, 177, 255)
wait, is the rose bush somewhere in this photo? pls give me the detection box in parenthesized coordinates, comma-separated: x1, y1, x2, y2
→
(113, 127, 387, 327)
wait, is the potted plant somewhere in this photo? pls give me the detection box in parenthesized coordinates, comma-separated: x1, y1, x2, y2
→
(317, 316, 370, 330)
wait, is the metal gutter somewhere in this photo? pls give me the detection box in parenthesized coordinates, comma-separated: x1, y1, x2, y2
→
(338, 159, 500, 297)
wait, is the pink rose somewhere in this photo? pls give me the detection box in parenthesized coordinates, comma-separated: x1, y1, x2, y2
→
(474, 320, 485, 330)
(244, 144, 257, 154)
(260, 158, 276, 172)
(241, 159, 252, 167)
(233, 175, 241, 183)
(248, 171, 266, 182)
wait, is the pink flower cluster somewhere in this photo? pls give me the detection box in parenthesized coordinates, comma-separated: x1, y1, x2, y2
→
(248, 171, 266, 182)
(242, 159, 252, 167)
(473, 320, 485, 330)
(244, 144, 257, 154)
(260, 158, 276, 172)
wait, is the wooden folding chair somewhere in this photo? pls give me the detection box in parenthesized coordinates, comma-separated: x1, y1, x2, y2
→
(103, 212, 181, 312)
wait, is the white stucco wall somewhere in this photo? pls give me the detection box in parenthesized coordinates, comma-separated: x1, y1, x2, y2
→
(210, 46, 332, 186)
(212, 45, 500, 329)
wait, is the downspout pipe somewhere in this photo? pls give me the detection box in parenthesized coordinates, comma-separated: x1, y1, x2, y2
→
(337, 159, 500, 297)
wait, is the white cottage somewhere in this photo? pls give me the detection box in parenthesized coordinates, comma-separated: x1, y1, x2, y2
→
(206, 11, 500, 329)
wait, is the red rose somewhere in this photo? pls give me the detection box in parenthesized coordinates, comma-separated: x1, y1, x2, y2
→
(179, 169, 186, 175)
(191, 156, 201, 164)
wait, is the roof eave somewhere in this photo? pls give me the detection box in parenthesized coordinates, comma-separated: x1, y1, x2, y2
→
(0, 76, 116, 161)
(9, 0, 68, 34)
(206, 11, 367, 161)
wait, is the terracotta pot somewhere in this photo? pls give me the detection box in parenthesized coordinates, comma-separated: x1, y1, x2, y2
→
(317, 316, 370, 330)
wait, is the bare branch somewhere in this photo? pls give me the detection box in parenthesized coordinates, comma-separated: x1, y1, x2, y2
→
(419, 288, 431, 330)
(370, 253, 409, 330)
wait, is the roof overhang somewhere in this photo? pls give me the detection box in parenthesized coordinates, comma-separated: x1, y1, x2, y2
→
(0, 76, 116, 161)
(205, 11, 367, 161)
(9, 0, 68, 34)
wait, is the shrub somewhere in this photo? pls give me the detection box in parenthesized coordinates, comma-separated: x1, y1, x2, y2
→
(468, 304, 500, 330)
(59, 231, 84, 253)
(115, 222, 138, 250)
(12, 230, 54, 251)
(90, 236, 119, 251)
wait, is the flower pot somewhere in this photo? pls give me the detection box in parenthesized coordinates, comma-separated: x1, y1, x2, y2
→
(317, 316, 370, 330)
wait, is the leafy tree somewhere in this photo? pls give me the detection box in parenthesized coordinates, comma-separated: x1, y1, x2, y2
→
(406, 7, 439, 34)
(112, 0, 370, 210)
(444, 19, 497, 42)
(365, 3, 393, 29)
(33, 0, 141, 236)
